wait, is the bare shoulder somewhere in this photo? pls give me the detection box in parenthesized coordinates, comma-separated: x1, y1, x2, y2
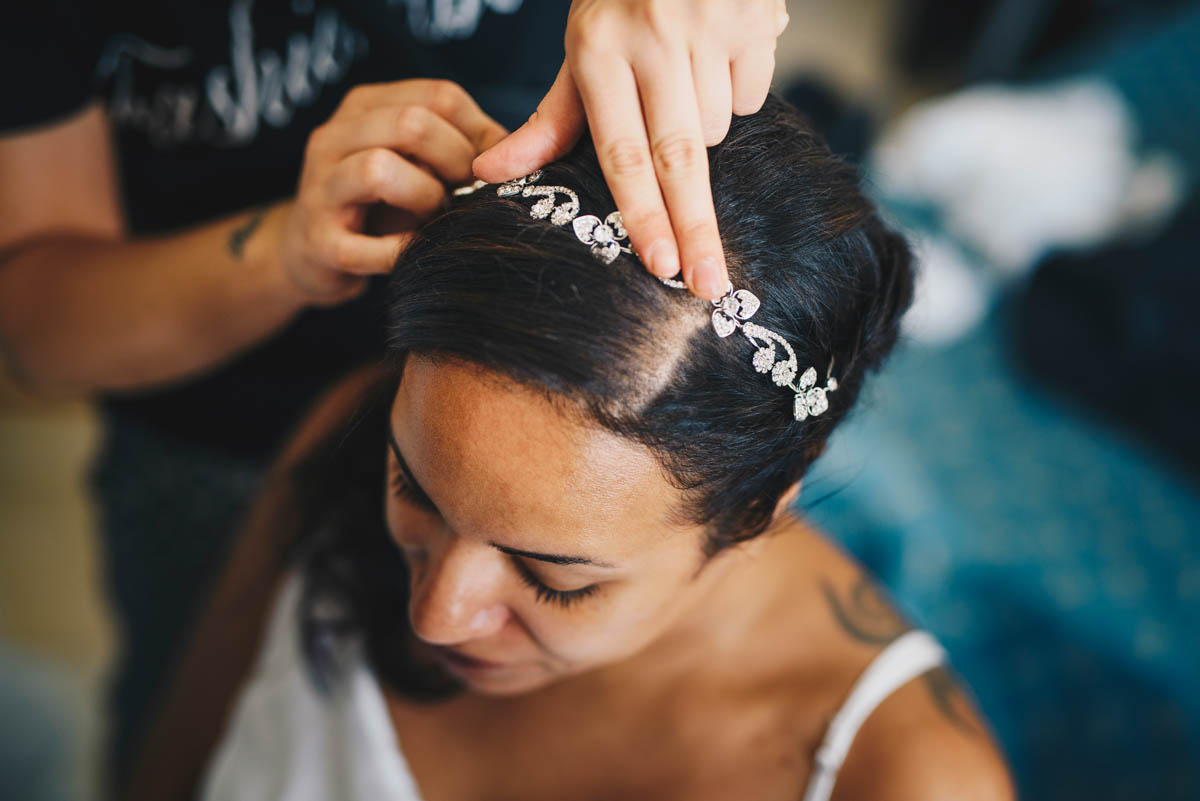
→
(786, 528, 1014, 800)
(829, 669, 1015, 801)
(812, 579, 1012, 797)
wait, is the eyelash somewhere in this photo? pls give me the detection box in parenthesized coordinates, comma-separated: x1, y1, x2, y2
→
(390, 467, 427, 506)
(512, 558, 599, 609)
(389, 466, 598, 609)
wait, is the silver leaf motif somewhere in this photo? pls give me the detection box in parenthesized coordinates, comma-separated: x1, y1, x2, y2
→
(793, 394, 809, 421)
(572, 215, 603, 243)
(497, 170, 542, 197)
(714, 287, 760, 321)
(712, 310, 737, 338)
(799, 366, 818, 390)
(522, 185, 579, 227)
(731, 289, 760, 320)
(806, 387, 829, 416)
(593, 242, 621, 264)
(606, 211, 627, 239)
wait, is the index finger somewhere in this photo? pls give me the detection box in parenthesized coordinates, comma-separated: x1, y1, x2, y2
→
(573, 54, 728, 300)
(571, 58, 684, 289)
(632, 52, 728, 300)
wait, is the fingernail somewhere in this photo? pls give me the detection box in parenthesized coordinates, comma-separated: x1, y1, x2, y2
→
(647, 241, 680, 279)
(693, 258, 726, 299)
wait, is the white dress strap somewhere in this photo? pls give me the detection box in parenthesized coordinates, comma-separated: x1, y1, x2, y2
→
(801, 630, 947, 801)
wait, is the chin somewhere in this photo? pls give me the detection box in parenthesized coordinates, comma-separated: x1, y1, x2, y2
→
(456, 664, 560, 696)
(434, 650, 562, 696)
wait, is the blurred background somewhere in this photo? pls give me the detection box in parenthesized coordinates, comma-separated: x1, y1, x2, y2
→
(2, 0, 1197, 799)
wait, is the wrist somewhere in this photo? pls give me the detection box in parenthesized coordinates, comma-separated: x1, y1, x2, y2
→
(240, 200, 311, 313)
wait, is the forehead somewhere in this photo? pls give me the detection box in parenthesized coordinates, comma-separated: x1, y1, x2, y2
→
(390, 357, 684, 558)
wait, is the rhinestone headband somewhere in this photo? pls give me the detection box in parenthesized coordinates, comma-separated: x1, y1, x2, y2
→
(452, 171, 838, 422)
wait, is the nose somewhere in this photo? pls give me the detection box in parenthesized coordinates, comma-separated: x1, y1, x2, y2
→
(407, 539, 510, 646)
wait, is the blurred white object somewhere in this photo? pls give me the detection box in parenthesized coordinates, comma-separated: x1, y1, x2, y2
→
(900, 235, 991, 345)
(872, 79, 1185, 275)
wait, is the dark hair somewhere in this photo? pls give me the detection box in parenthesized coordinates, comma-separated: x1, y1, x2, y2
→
(294, 93, 914, 697)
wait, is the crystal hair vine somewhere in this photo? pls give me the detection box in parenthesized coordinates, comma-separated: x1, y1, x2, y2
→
(452, 171, 839, 422)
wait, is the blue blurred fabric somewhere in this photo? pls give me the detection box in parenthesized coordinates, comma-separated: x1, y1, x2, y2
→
(798, 299, 1200, 801)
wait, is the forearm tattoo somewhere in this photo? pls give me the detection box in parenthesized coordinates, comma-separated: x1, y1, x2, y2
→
(228, 207, 268, 260)
(821, 575, 978, 735)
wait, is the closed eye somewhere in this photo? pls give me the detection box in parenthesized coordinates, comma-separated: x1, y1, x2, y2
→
(390, 465, 597, 609)
(511, 556, 599, 609)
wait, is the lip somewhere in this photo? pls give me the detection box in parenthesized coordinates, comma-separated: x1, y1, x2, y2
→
(434, 646, 505, 674)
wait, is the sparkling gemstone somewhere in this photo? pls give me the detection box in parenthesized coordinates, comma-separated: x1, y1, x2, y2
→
(721, 296, 740, 315)
(827, 377, 838, 391)
(531, 197, 553, 219)
(711, 310, 737, 338)
(572, 215, 600, 242)
(593, 225, 614, 244)
(772, 360, 797, 387)
(497, 182, 521, 197)
(731, 289, 760, 319)
(606, 212, 627, 238)
(799, 366, 818, 390)
(550, 206, 574, 225)
(752, 347, 775, 373)
(806, 387, 829, 416)
(594, 242, 620, 263)
(793, 394, 809, 421)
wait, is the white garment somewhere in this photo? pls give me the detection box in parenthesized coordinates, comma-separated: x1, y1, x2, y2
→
(200, 577, 423, 801)
(200, 575, 946, 801)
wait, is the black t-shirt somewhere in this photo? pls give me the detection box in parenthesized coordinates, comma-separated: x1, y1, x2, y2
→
(2, 0, 566, 457)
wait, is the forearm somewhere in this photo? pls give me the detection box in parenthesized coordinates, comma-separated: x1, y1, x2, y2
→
(0, 201, 309, 396)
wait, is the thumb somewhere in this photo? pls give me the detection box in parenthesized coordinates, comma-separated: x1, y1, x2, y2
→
(473, 62, 586, 182)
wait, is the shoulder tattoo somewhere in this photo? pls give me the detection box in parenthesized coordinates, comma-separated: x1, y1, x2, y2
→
(821, 574, 979, 736)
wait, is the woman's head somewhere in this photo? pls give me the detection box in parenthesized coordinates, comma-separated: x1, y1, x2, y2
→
(371, 94, 914, 694)
(298, 94, 913, 697)
(383, 356, 748, 693)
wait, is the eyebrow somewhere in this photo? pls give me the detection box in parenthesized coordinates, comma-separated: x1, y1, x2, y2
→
(386, 425, 617, 569)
